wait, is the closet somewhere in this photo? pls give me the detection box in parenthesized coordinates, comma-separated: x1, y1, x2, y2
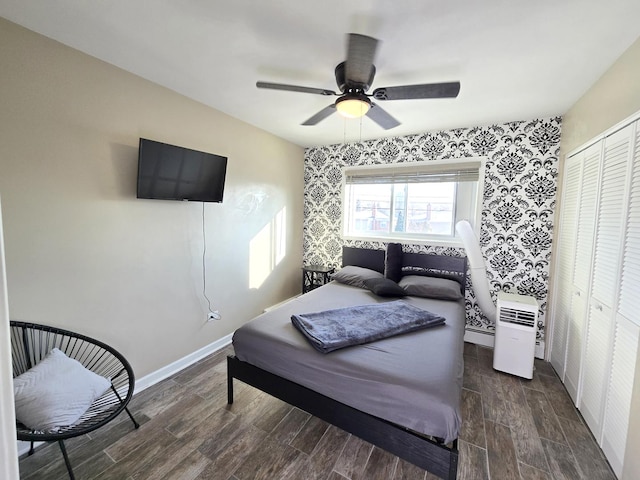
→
(550, 116, 640, 478)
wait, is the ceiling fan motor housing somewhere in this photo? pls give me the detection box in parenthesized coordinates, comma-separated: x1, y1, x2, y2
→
(334, 61, 376, 93)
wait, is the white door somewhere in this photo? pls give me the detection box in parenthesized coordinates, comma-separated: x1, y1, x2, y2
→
(602, 318, 639, 477)
(616, 120, 640, 329)
(550, 154, 581, 377)
(564, 142, 600, 404)
(0, 198, 20, 480)
(601, 120, 640, 478)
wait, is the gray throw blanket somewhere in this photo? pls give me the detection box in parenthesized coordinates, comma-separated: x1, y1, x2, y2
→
(291, 300, 445, 353)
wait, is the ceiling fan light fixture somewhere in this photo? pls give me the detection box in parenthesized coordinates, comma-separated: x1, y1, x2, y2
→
(335, 96, 371, 118)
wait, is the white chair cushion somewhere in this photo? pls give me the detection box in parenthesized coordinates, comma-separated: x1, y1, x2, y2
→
(13, 347, 111, 431)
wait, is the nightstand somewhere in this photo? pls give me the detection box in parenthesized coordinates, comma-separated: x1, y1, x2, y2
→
(302, 265, 334, 294)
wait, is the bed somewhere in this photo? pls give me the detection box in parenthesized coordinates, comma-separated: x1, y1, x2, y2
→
(227, 245, 467, 479)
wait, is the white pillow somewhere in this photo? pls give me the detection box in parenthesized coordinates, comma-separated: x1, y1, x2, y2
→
(13, 348, 111, 431)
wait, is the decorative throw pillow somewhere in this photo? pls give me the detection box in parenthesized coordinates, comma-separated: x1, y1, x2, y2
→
(399, 275, 463, 300)
(363, 278, 407, 297)
(331, 265, 384, 289)
(13, 348, 111, 431)
(384, 242, 403, 282)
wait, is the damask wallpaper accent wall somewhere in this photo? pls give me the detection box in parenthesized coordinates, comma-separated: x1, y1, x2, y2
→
(303, 117, 562, 341)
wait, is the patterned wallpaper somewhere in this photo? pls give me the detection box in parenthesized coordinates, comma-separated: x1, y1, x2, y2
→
(303, 117, 562, 341)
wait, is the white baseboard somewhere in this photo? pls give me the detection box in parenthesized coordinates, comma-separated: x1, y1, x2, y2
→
(464, 328, 545, 359)
(135, 333, 233, 393)
(464, 328, 495, 349)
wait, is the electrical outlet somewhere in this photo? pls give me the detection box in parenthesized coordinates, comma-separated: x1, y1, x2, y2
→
(208, 311, 221, 321)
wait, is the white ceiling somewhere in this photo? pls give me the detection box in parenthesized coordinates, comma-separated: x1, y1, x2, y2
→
(1, 0, 639, 147)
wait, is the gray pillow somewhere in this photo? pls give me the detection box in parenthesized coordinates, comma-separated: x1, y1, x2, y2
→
(332, 265, 384, 289)
(399, 275, 463, 300)
(363, 278, 407, 297)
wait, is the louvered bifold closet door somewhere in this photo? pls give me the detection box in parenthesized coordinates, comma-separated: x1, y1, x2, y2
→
(602, 319, 639, 477)
(590, 127, 631, 304)
(581, 125, 632, 439)
(581, 301, 614, 435)
(573, 144, 601, 293)
(550, 154, 582, 378)
(601, 120, 640, 478)
(564, 143, 600, 403)
(617, 121, 640, 326)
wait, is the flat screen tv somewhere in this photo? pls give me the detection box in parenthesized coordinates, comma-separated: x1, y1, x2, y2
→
(137, 138, 228, 202)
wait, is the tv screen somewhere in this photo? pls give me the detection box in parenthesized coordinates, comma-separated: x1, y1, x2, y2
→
(137, 138, 228, 202)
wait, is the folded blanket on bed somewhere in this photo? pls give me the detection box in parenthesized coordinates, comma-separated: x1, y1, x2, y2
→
(291, 300, 445, 353)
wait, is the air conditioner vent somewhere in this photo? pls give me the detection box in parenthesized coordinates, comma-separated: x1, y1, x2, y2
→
(499, 307, 536, 327)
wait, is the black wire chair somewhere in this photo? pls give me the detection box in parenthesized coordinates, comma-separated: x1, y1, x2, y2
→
(10, 321, 140, 480)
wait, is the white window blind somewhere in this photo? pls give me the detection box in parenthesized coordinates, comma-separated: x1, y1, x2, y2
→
(345, 161, 480, 184)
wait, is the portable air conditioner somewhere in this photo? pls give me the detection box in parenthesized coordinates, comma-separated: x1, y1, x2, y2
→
(493, 291, 539, 379)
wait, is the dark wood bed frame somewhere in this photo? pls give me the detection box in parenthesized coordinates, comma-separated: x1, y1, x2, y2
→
(227, 245, 467, 480)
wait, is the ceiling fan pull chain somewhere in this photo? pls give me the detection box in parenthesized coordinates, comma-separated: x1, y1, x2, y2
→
(343, 117, 347, 145)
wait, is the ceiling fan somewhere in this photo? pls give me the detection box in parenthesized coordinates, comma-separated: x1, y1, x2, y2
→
(256, 33, 460, 130)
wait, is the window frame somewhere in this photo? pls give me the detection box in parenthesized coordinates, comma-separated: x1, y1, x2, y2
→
(341, 158, 486, 246)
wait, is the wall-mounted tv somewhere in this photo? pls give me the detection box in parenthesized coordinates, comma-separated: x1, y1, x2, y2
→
(137, 138, 228, 203)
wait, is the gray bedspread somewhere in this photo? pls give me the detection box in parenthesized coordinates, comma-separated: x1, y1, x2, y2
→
(232, 281, 466, 443)
(291, 300, 445, 353)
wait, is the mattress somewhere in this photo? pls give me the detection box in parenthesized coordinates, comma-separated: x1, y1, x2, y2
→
(232, 281, 466, 443)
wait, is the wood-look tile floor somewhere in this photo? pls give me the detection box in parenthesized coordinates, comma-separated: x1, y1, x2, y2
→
(18, 343, 616, 480)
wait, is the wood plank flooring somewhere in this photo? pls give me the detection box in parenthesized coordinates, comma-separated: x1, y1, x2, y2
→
(18, 343, 616, 480)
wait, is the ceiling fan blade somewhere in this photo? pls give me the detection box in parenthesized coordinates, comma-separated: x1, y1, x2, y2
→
(257, 81, 337, 96)
(366, 102, 400, 130)
(301, 104, 336, 126)
(372, 81, 461, 100)
(345, 33, 378, 87)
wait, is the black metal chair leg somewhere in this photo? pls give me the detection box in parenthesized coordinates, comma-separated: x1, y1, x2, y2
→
(28, 441, 34, 455)
(124, 406, 140, 429)
(58, 440, 75, 480)
(111, 385, 140, 429)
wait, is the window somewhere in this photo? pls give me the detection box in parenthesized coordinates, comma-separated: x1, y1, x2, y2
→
(343, 159, 484, 243)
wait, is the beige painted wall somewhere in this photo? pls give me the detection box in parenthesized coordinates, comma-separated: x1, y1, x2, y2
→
(558, 35, 640, 480)
(560, 36, 640, 157)
(0, 18, 304, 379)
